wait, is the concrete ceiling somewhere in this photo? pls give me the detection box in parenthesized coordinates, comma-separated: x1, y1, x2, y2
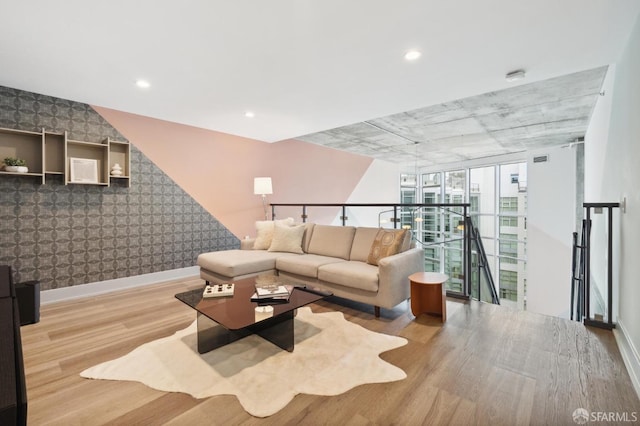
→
(1, 1, 639, 163)
(297, 67, 608, 168)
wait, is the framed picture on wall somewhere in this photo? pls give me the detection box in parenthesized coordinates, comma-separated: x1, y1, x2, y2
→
(69, 157, 98, 183)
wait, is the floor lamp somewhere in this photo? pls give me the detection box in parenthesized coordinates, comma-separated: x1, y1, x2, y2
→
(254, 177, 273, 220)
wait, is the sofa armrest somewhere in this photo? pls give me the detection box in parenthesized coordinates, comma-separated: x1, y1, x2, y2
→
(377, 247, 424, 305)
(240, 238, 256, 250)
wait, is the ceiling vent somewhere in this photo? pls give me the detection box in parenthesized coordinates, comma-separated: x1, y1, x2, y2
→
(505, 70, 526, 82)
(533, 155, 549, 163)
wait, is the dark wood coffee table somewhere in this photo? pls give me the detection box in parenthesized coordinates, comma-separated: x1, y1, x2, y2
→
(175, 276, 330, 353)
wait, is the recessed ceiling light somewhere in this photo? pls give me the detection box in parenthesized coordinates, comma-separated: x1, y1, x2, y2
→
(505, 70, 526, 82)
(135, 79, 151, 89)
(404, 50, 422, 61)
(245, 111, 255, 118)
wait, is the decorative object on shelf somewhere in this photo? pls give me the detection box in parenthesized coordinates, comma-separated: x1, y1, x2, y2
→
(3, 157, 28, 173)
(254, 177, 273, 220)
(69, 157, 98, 183)
(110, 163, 123, 177)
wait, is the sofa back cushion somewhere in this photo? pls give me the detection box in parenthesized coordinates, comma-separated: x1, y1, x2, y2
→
(298, 223, 316, 253)
(307, 225, 356, 260)
(349, 227, 381, 262)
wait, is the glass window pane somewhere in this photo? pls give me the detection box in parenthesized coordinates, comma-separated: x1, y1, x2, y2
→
(422, 172, 441, 187)
(401, 174, 416, 187)
(445, 170, 466, 195)
(470, 166, 495, 215)
(401, 188, 416, 204)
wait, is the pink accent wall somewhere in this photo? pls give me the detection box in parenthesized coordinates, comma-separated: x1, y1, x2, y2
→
(93, 106, 373, 238)
(268, 139, 374, 224)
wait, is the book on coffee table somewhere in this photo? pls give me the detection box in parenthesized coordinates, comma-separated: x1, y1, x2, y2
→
(252, 284, 289, 298)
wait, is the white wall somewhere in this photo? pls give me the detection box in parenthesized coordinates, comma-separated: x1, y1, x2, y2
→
(526, 146, 577, 318)
(584, 65, 617, 317)
(332, 159, 400, 227)
(585, 13, 640, 393)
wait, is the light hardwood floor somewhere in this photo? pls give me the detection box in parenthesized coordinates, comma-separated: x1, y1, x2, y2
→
(20, 277, 640, 425)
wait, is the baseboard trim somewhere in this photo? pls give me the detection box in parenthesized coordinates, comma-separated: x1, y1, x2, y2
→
(614, 319, 640, 400)
(41, 266, 200, 305)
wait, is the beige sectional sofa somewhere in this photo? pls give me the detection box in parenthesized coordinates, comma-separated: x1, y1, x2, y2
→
(197, 222, 424, 317)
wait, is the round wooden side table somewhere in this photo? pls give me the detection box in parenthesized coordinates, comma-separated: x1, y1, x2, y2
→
(409, 272, 449, 322)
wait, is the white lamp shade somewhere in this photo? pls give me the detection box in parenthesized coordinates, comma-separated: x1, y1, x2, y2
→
(254, 177, 273, 195)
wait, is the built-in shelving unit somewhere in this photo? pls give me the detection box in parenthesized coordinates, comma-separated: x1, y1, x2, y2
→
(106, 137, 131, 187)
(0, 126, 130, 187)
(0, 127, 46, 184)
(66, 139, 109, 186)
(44, 132, 65, 176)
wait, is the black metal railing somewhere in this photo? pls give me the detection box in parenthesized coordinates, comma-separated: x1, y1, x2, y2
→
(571, 202, 619, 329)
(467, 215, 500, 305)
(271, 203, 498, 304)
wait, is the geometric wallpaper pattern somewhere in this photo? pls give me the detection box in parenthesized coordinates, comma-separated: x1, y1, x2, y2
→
(0, 85, 239, 290)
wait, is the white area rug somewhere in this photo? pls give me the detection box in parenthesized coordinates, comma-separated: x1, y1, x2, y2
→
(80, 307, 408, 417)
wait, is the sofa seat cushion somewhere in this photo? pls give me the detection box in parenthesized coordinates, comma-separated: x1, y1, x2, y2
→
(318, 261, 379, 292)
(198, 250, 296, 277)
(276, 254, 345, 278)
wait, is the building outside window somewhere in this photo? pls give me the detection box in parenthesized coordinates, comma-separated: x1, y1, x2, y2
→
(500, 216, 518, 226)
(497, 163, 527, 310)
(499, 196, 518, 212)
(499, 233, 518, 264)
(499, 269, 518, 301)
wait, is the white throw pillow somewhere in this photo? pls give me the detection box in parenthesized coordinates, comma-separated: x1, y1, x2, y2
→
(268, 222, 305, 254)
(253, 218, 294, 250)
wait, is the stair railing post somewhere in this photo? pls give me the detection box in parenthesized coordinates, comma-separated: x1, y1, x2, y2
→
(571, 232, 577, 321)
(607, 206, 614, 327)
(393, 206, 398, 229)
(464, 206, 471, 298)
(585, 207, 591, 324)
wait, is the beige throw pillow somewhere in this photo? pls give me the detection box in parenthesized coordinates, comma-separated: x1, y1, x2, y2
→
(367, 228, 409, 266)
(268, 222, 305, 254)
(253, 218, 294, 250)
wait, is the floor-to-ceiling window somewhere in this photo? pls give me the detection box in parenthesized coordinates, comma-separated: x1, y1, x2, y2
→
(403, 162, 528, 309)
(421, 172, 441, 273)
(443, 170, 466, 292)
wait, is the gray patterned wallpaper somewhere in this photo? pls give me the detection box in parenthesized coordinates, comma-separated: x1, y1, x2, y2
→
(0, 86, 238, 290)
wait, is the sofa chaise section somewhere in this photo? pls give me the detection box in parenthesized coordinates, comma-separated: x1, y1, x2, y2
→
(198, 249, 297, 283)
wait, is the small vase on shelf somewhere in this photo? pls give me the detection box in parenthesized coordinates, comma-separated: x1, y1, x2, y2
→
(5, 166, 28, 173)
(110, 163, 123, 177)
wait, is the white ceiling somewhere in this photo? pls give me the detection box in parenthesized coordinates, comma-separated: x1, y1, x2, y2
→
(1, 0, 639, 147)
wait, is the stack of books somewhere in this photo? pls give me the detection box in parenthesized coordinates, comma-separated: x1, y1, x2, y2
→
(251, 282, 291, 302)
